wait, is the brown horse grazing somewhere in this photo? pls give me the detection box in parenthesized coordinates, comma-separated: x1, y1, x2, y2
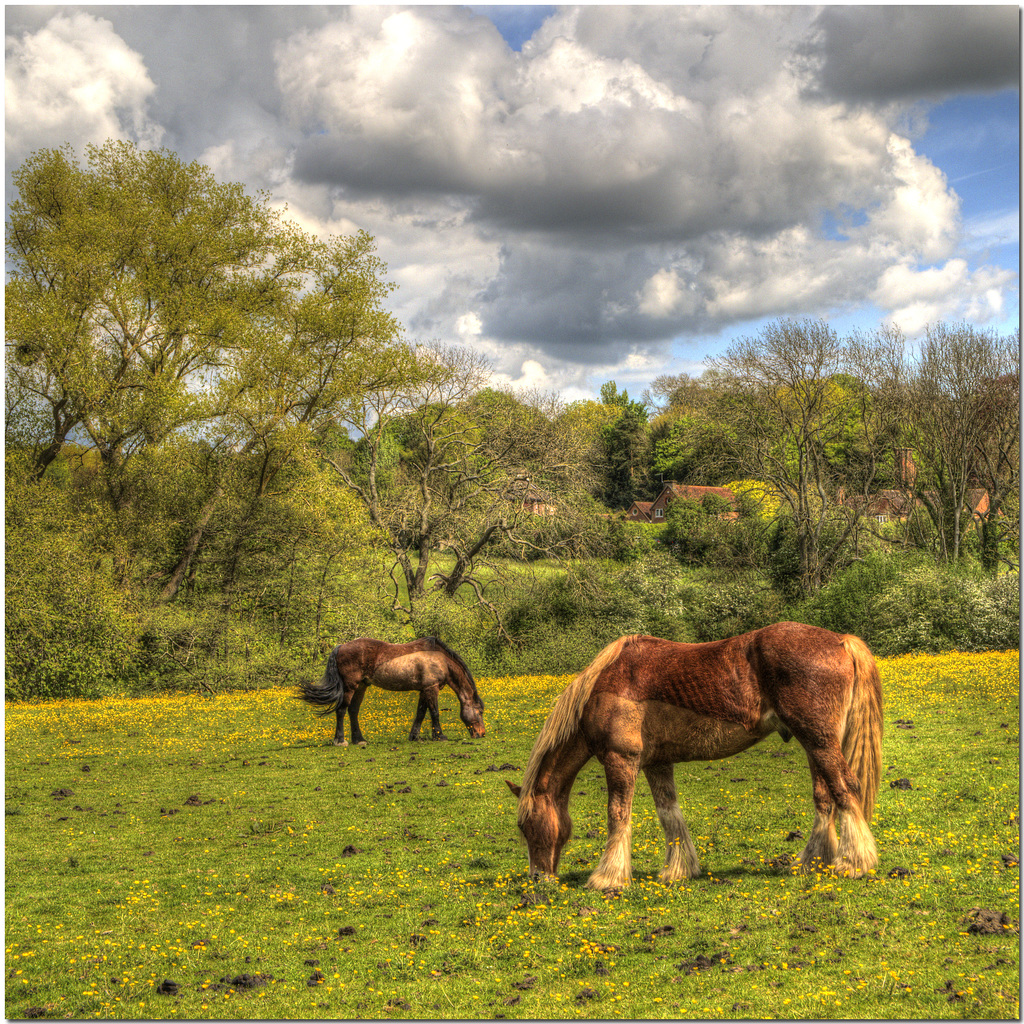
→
(299, 637, 485, 747)
(506, 622, 882, 891)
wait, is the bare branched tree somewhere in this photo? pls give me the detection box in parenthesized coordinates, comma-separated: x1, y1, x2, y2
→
(322, 343, 595, 632)
(709, 318, 885, 594)
(876, 322, 1020, 567)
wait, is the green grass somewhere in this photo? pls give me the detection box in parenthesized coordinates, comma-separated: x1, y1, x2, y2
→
(5, 651, 1020, 1019)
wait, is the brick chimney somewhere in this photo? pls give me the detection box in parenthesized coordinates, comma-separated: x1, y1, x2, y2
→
(894, 448, 917, 488)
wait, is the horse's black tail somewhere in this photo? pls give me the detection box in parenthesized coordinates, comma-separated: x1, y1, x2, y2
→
(297, 647, 344, 716)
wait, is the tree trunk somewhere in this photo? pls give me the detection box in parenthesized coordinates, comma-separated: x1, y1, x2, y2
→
(156, 485, 222, 605)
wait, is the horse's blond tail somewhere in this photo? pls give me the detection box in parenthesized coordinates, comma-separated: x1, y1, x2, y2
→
(840, 634, 883, 823)
(517, 636, 633, 821)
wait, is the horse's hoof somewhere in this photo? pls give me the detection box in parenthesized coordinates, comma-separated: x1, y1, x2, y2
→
(834, 858, 871, 879)
(585, 873, 631, 892)
(356, 741, 367, 749)
(434, 734, 448, 742)
(333, 740, 348, 748)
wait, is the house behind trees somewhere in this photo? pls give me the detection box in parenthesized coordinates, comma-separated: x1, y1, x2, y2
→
(625, 481, 738, 523)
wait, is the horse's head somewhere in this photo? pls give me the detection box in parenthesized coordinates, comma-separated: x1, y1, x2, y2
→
(505, 780, 570, 878)
(459, 694, 486, 738)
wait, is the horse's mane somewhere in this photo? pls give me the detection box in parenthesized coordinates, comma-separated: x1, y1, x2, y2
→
(517, 635, 635, 823)
(423, 636, 482, 705)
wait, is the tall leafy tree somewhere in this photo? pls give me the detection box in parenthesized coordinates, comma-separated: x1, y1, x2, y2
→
(6, 141, 404, 608)
(159, 229, 402, 604)
(5, 140, 289, 489)
(598, 381, 651, 508)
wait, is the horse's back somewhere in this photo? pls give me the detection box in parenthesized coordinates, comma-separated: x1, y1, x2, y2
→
(588, 632, 763, 726)
(745, 622, 862, 693)
(370, 650, 450, 692)
(580, 623, 862, 760)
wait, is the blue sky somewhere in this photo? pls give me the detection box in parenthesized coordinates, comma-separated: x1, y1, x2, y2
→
(5, 5, 1020, 401)
(919, 90, 1019, 272)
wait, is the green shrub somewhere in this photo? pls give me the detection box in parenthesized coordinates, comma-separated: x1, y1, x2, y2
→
(673, 573, 788, 643)
(870, 565, 1020, 656)
(798, 550, 908, 641)
(5, 478, 143, 700)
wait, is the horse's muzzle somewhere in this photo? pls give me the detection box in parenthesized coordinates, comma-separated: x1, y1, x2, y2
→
(469, 724, 486, 738)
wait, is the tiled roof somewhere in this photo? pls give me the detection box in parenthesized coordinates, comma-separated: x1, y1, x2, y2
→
(664, 484, 737, 504)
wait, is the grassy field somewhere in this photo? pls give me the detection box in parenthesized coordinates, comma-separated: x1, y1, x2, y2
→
(5, 650, 1019, 1019)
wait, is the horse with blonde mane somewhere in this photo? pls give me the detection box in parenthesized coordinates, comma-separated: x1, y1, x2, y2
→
(506, 622, 882, 890)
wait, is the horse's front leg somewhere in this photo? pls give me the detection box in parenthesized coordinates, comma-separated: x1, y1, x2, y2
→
(423, 686, 447, 740)
(587, 752, 639, 891)
(644, 763, 701, 882)
(409, 692, 430, 741)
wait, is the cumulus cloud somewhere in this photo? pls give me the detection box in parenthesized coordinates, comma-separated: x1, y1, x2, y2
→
(808, 6, 1021, 102)
(4, 4, 1018, 391)
(873, 259, 1017, 335)
(267, 4, 1014, 367)
(5, 10, 162, 164)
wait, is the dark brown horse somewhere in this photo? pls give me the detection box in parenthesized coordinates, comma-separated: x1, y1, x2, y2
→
(299, 637, 485, 746)
(507, 622, 882, 890)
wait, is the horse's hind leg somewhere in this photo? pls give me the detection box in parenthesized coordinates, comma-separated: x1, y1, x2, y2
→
(643, 763, 701, 882)
(587, 752, 638, 891)
(346, 685, 368, 748)
(799, 761, 839, 871)
(332, 705, 348, 747)
(801, 743, 876, 877)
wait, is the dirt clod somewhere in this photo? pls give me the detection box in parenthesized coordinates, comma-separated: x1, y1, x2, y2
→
(223, 973, 269, 990)
(964, 908, 1017, 935)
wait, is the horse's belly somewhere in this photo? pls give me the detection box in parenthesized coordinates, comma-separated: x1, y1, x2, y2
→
(639, 701, 764, 763)
(370, 653, 444, 692)
(584, 693, 767, 764)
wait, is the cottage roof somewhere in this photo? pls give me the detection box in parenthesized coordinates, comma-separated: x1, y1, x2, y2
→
(663, 483, 737, 505)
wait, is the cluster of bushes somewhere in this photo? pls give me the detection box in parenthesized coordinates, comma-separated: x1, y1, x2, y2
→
(799, 553, 1020, 657)
(6, 474, 1018, 701)
(411, 550, 1019, 680)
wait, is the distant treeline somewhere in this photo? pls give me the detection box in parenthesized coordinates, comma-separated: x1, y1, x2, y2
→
(5, 141, 1019, 700)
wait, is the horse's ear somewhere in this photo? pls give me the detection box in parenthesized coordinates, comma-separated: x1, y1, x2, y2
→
(505, 780, 522, 799)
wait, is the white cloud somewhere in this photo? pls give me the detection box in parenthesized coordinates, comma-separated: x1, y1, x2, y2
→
(3, 5, 1017, 386)
(267, 4, 1013, 360)
(638, 269, 697, 319)
(5, 12, 162, 164)
(857, 135, 960, 263)
(873, 259, 1017, 335)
